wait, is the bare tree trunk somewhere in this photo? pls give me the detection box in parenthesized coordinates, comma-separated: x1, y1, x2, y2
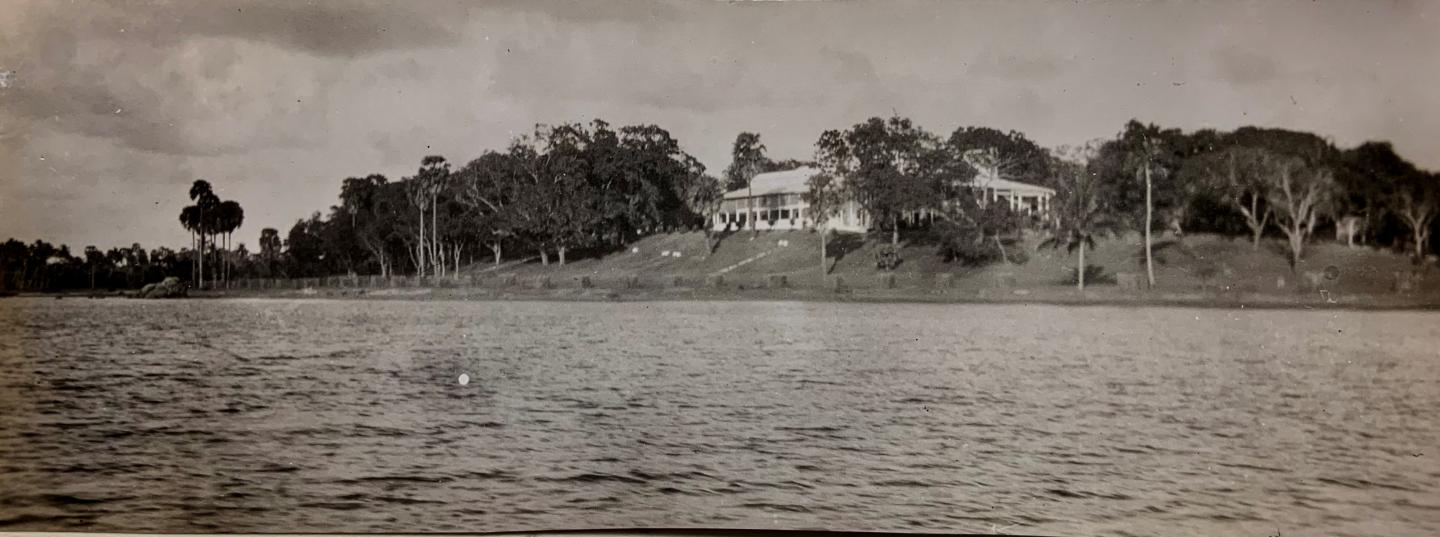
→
(558, 246, 567, 266)
(1284, 226, 1304, 271)
(490, 241, 502, 265)
(197, 221, 204, 289)
(1077, 239, 1086, 291)
(539, 249, 549, 266)
(430, 195, 439, 276)
(1144, 166, 1155, 288)
(1417, 230, 1426, 261)
(417, 207, 427, 277)
(819, 227, 828, 275)
(748, 184, 755, 237)
(994, 235, 1009, 264)
(891, 214, 899, 248)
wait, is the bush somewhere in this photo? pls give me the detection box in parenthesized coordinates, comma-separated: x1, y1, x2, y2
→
(934, 203, 1025, 266)
(876, 245, 900, 270)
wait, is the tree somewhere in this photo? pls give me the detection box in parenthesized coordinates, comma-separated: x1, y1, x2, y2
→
(504, 125, 597, 266)
(284, 213, 327, 277)
(457, 152, 521, 266)
(813, 116, 953, 255)
(178, 205, 201, 284)
(1043, 159, 1121, 290)
(1191, 146, 1274, 250)
(1340, 141, 1422, 249)
(179, 180, 222, 289)
(216, 200, 244, 287)
(1390, 171, 1439, 261)
(1089, 121, 1191, 288)
(1128, 135, 1164, 288)
(83, 246, 104, 290)
(259, 227, 282, 276)
(681, 172, 726, 255)
(947, 126, 1054, 188)
(802, 172, 845, 274)
(725, 132, 770, 234)
(1263, 153, 1337, 270)
(403, 156, 450, 277)
(338, 174, 399, 276)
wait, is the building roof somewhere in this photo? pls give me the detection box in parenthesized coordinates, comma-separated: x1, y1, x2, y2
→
(723, 166, 1056, 199)
(723, 167, 820, 200)
(973, 176, 1056, 195)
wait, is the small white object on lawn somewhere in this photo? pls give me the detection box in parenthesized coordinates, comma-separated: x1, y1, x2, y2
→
(458, 373, 470, 386)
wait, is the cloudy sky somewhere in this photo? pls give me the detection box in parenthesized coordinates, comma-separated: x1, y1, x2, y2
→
(1, 0, 1436, 250)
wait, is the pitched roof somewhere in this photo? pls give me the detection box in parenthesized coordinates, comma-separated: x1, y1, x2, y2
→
(723, 167, 820, 199)
(974, 176, 1056, 195)
(722, 166, 1055, 199)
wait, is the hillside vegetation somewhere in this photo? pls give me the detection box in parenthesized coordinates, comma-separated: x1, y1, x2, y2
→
(466, 229, 1437, 299)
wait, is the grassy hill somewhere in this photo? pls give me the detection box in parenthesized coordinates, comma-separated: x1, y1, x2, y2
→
(466, 228, 1438, 300)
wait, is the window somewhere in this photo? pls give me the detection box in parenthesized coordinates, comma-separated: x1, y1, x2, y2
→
(780, 209, 791, 220)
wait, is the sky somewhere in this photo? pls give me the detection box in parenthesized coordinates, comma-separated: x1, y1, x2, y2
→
(1, 0, 1437, 250)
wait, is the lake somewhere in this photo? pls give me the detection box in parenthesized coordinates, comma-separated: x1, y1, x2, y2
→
(1, 297, 1437, 536)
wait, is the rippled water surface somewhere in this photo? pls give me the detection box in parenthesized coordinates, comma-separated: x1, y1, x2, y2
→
(1, 297, 1438, 536)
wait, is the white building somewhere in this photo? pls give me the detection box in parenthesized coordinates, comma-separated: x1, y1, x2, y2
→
(712, 167, 869, 233)
(711, 164, 1055, 233)
(973, 175, 1057, 216)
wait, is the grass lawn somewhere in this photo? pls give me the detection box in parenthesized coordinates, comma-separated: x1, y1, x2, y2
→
(460, 228, 1438, 300)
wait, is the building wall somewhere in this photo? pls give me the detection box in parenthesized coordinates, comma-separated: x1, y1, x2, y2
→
(712, 194, 866, 233)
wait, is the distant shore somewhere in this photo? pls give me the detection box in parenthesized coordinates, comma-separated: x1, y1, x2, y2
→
(20, 282, 1439, 312)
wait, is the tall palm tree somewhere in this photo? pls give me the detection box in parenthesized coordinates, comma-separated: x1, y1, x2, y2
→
(178, 205, 202, 285)
(187, 180, 218, 289)
(216, 200, 244, 287)
(1123, 137, 1165, 289)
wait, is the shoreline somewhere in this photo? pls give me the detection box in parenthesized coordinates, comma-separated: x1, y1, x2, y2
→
(19, 284, 1439, 312)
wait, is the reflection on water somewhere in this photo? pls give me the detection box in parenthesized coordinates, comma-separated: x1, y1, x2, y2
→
(1, 298, 1437, 536)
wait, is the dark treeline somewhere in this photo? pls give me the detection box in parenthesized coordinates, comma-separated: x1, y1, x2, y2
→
(273, 120, 718, 279)
(3, 117, 1436, 292)
(0, 240, 196, 292)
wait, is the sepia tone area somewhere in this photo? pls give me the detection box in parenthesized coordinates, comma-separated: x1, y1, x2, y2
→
(2, 1, 1439, 536)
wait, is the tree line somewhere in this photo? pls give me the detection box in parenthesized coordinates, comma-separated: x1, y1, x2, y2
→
(268, 120, 719, 279)
(2, 117, 1435, 292)
(1048, 121, 1438, 288)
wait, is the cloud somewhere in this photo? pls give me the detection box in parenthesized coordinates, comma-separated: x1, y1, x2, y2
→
(1212, 46, 1280, 86)
(0, 1, 457, 158)
(968, 51, 1063, 81)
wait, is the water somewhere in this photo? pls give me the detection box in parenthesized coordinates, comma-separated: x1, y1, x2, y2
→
(1, 297, 1438, 536)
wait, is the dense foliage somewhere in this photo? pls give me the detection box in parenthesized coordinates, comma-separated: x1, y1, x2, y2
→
(5, 117, 1437, 291)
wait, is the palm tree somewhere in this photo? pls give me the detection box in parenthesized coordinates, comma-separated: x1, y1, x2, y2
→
(1042, 163, 1120, 290)
(186, 180, 218, 289)
(178, 205, 202, 285)
(216, 200, 244, 287)
(1123, 136, 1165, 289)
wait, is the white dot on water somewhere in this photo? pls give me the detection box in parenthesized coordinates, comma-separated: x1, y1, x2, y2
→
(458, 373, 470, 386)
